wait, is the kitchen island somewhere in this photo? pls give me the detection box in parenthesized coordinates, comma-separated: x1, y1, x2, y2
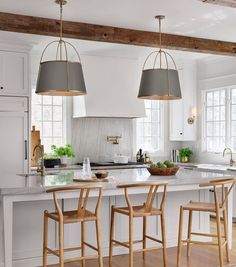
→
(0, 167, 235, 267)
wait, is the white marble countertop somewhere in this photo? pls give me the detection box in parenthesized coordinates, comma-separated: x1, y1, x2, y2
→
(0, 167, 233, 196)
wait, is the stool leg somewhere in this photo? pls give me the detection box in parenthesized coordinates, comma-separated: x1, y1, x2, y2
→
(109, 206, 115, 266)
(142, 216, 147, 260)
(160, 213, 167, 267)
(129, 215, 134, 267)
(187, 210, 193, 257)
(177, 206, 184, 267)
(96, 218, 103, 267)
(81, 221, 85, 267)
(58, 221, 64, 267)
(216, 209, 223, 267)
(43, 212, 48, 267)
(223, 208, 230, 262)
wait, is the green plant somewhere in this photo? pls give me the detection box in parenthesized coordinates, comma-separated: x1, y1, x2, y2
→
(179, 147, 193, 158)
(43, 154, 60, 160)
(51, 144, 76, 158)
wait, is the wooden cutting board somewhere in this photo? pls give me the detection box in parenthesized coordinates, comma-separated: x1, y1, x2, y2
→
(31, 126, 41, 166)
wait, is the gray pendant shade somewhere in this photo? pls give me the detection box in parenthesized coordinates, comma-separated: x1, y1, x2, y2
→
(36, 61, 86, 96)
(138, 68, 181, 100)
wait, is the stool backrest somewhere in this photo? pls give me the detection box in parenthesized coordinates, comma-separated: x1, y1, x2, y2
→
(117, 182, 168, 213)
(46, 185, 102, 219)
(200, 178, 236, 210)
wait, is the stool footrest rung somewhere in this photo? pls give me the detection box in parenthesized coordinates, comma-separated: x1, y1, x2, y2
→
(83, 242, 98, 251)
(135, 246, 161, 253)
(191, 232, 226, 238)
(64, 255, 98, 263)
(145, 235, 163, 244)
(182, 239, 227, 247)
(46, 246, 81, 257)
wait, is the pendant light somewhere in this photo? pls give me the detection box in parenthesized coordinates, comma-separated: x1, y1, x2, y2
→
(138, 15, 181, 100)
(36, 0, 86, 96)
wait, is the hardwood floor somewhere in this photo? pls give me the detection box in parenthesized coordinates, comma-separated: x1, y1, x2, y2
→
(50, 219, 236, 267)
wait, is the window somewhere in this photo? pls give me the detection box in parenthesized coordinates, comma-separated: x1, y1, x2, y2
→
(203, 86, 236, 153)
(136, 100, 163, 153)
(31, 89, 66, 153)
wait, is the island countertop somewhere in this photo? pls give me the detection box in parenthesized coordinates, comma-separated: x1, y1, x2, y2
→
(0, 167, 234, 196)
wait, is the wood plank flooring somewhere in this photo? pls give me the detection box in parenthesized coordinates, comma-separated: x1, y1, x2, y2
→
(49, 219, 236, 267)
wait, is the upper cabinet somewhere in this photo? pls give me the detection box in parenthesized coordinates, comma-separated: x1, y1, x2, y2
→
(73, 55, 145, 118)
(0, 51, 29, 96)
(169, 61, 197, 141)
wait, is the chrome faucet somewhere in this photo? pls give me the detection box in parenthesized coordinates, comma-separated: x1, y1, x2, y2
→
(223, 148, 235, 167)
(33, 144, 45, 176)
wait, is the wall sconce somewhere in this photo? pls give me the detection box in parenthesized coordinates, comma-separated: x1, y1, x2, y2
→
(187, 107, 197, 125)
(107, 135, 122, 145)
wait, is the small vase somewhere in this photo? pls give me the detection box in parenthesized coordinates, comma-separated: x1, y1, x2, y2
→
(180, 156, 189, 163)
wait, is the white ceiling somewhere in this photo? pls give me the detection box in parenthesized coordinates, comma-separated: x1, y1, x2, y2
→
(0, 0, 236, 42)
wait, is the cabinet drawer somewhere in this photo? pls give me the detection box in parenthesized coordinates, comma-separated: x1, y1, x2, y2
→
(0, 96, 28, 112)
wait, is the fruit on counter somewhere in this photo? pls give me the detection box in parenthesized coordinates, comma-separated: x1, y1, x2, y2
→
(150, 160, 175, 169)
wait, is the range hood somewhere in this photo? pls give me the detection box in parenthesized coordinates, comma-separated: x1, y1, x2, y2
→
(73, 55, 146, 118)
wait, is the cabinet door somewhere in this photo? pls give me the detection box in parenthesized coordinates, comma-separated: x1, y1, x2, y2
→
(0, 51, 28, 96)
(0, 111, 28, 187)
(169, 99, 184, 141)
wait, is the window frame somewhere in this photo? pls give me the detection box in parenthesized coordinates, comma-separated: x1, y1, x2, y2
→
(135, 100, 164, 155)
(201, 86, 234, 153)
(31, 88, 67, 153)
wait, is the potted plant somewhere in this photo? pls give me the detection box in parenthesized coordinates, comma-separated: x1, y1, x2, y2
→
(43, 154, 61, 168)
(51, 144, 76, 166)
(179, 147, 193, 163)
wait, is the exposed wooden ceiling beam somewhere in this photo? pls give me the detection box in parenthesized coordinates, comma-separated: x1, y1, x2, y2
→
(0, 12, 236, 56)
(199, 0, 236, 8)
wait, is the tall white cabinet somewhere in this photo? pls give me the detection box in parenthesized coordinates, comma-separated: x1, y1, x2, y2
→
(169, 61, 197, 141)
(0, 97, 28, 186)
(0, 48, 30, 186)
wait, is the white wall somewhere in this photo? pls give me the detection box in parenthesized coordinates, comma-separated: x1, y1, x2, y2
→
(183, 56, 236, 164)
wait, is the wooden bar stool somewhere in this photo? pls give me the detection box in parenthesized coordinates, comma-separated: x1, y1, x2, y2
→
(109, 181, 168, 267)
(43, 185, 103, 267)
(177, 178, 236, 267)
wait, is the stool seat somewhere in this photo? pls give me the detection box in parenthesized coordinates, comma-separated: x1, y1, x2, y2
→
(46, 209, 97, 224)
(182, 201, 221, 212)
(114, 205, 162, 217)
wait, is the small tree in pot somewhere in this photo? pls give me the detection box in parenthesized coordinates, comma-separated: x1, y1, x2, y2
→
(51, 144, 76, 165)
(179, 147, 193, 163)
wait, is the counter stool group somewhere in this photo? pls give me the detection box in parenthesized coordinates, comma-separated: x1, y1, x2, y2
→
(42, 178, 236, 267)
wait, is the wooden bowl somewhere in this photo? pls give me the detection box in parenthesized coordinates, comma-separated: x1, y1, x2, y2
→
(147, 166, 179, 176)
(94, 171, 109, 179)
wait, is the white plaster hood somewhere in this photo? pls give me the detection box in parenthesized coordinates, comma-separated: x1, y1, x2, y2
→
(73, 54, 146, 118)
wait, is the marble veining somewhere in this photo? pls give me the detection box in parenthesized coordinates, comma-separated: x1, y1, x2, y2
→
(72, 117, 134, 163)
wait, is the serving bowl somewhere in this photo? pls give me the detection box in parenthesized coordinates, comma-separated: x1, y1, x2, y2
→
(94, 170, 109, 179)
(147, 166, 179, 176)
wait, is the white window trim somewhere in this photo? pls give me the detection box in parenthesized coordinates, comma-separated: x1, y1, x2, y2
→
(201, 86, 234, 154)
(31, 87, 68, 152)
(134, 101, 164, 156)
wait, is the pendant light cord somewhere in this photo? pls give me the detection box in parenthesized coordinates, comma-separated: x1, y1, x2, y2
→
(159, 17, 162, 69)
(59, 0, 64, 60)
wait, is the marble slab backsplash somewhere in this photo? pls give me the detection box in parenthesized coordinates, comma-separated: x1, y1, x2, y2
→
(71, 117, 134, 163)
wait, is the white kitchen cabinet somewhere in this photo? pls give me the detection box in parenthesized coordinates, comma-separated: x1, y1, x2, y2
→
(0, 51, 28, 96)
(73, 55, 145, 118)
(0, 96, 29, 187)
(169, 62, 197, 141)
